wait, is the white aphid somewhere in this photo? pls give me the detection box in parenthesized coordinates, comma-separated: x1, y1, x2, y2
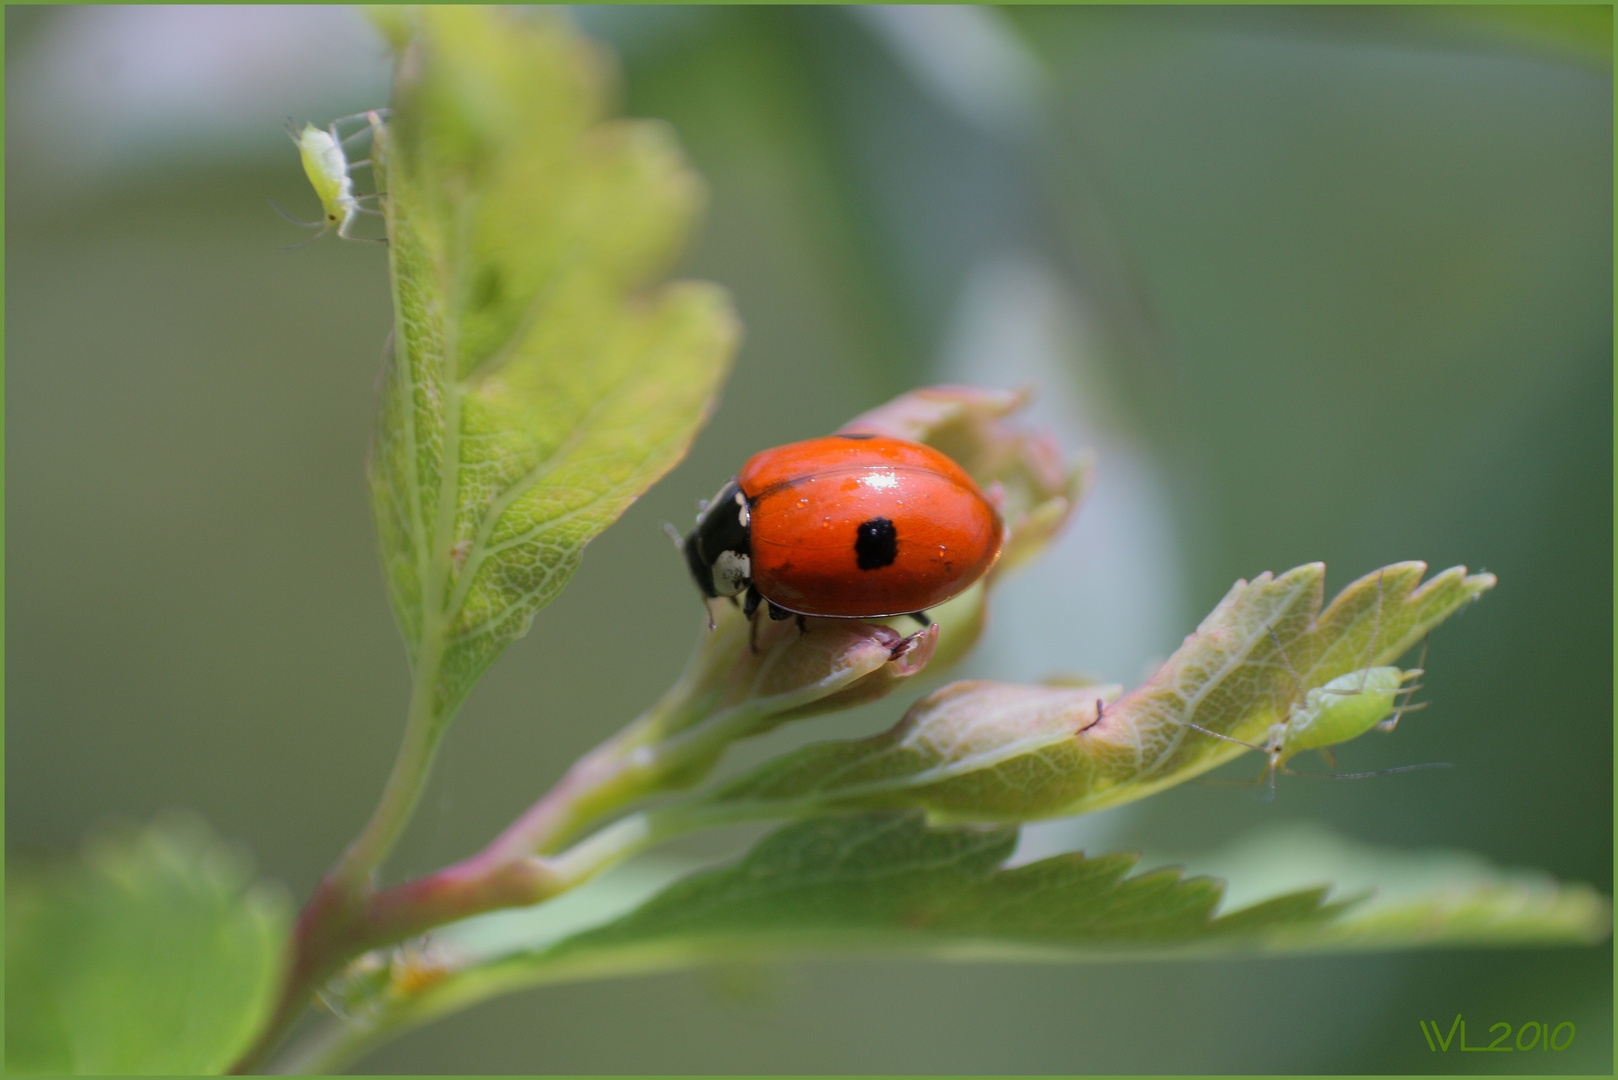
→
(279, 111, 386, 245)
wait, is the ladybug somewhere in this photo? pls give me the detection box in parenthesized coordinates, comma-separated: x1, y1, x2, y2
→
(682, 432, 1004, 627)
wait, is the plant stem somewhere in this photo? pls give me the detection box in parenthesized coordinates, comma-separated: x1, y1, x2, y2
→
(239, 609, 785, 1070)
(331, 649, 446, 891)
(481, 634, 863, 861)
(257, 805, 711, 1074)
(234, 638, 456, 1072)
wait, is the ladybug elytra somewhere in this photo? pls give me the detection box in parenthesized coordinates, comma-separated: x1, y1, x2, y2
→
(682, 433, 1004, 625)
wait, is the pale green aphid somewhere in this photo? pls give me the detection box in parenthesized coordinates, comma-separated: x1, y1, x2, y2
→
(1215, 640, 1434, 788)
(1177, 563, 1442, 793)
(1185, 660, 1427, 792)
(295, 122, 361, 235)
(278, 111, 386, 244)
(1264, 664, 1420, 769)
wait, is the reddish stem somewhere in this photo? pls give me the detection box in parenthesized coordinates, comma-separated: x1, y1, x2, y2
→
(229, 854, 560, 1073)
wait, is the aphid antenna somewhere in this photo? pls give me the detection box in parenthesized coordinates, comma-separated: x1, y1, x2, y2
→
(1265, 624, 1310, 703)
(1314, 568, 1392, 699)
(660, 522, 685, 550)
(1356, 567, 1386, 673)
(1281, 760, 1453, 781)
(268, 197, 325, 230)
(279, 232, 328, 252)
(1176, 717, 1272, 755)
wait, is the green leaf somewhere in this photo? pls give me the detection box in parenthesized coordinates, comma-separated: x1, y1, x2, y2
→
(368, 7, 738, 721)
(5, 815, 289, 1075)
(291, 812, 1607, 1070)
(1160, 820, 1614, 952)
(702, 562, 1495, 823)
(544, 813, 1609, 961)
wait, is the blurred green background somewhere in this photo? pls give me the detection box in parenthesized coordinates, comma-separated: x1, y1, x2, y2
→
(6, 5, 1610, 1072)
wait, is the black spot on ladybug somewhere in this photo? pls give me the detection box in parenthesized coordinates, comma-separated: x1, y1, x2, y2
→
(854, 517, 898, 570)
(837, 432, 876, 440)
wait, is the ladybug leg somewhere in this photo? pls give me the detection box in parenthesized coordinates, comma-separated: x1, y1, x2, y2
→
(794, 613, 808, 634)
(906, 611, 931, 628)
(766, 601, 794, 622)
(742, 586, 763, 653)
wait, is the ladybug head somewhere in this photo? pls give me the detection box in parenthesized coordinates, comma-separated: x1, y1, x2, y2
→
(683, 479, 752, 599)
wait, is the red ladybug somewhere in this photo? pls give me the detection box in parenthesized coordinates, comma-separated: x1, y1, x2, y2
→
(682, 432, 1004, 625)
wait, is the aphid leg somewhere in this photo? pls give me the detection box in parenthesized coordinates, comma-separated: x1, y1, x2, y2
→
(1378, 639, 1432, 732)
(1195, 771, 1271, 790)
(336, 212, 388, 244)
(278, 227, 331, 252)
(328, 109, 389, 129)
(1203, 752, 1283, 793)
(1317, 745, 1337, 770)
(1375, 699, 1428, 734)
(330, 118, 383, 149)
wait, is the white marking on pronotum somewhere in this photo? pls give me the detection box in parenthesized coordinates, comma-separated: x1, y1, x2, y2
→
(713, 550, 751, 597)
